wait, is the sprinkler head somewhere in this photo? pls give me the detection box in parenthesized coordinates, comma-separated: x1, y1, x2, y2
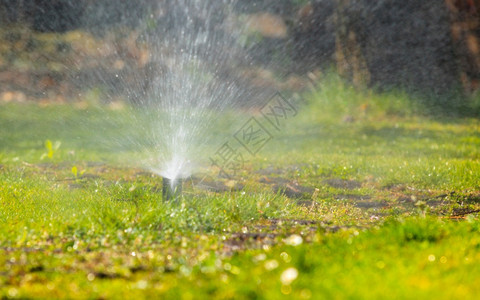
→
(162, 177, 182, 201)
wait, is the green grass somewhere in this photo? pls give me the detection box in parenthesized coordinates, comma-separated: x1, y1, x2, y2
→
(1, 81, 480, 299)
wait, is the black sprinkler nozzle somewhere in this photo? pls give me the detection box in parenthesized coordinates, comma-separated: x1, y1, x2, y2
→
(162, 177, 182, 201)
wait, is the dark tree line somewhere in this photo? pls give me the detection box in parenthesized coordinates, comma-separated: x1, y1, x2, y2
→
(1, 0, 480, 97)
(292, 0, 480, 96)
(0, 0, 155, 32)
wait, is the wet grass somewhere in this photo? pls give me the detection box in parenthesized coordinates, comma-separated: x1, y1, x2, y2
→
(1, 84, 480, 299)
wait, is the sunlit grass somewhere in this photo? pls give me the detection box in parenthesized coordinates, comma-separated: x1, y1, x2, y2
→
(1, 80, 480, 298)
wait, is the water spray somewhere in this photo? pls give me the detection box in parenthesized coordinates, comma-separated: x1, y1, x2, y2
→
(162, 177, 183, 201)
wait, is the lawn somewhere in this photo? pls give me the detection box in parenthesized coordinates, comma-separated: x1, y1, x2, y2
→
(1, 80, 480, 299)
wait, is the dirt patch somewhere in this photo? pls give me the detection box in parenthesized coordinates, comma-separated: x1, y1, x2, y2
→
(255, 166, 285, 176)
(258, 176, 315, 199)
(259, 176, 290, 184)
(273, 183, 315, 199)
(189, 176, 244, 193)
(257, 175, 315, 199)
(354, 201, 388, 209)
(255, 165, 307, 176)
(268, 218, 322, 227)
(253, 218, 327, 233)
(384, 183, 408, 191)
(334, 194, 371, 201)
(331, 194, 387, 209)
(223, 232, 278, 253)
(450, 207, 480, 217)
(455, 192, 480, 204)
(223, 219, 366, 253)
(323, 178, 362, 190)
(0, 246, 63, 253)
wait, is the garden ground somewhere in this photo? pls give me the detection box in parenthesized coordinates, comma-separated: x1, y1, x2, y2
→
(1, 79, 480, 299)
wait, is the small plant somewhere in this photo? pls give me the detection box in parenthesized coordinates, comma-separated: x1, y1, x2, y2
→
(41, 139, 61, 160)
(71, 165, 85, 179)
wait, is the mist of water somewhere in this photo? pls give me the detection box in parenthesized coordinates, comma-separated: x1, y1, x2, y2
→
(79, 0, 281, 181)
(2, 0, 464, 182)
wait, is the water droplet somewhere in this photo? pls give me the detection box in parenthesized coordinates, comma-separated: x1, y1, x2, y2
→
(136, 280, 148, 289)
(264, 259, 279, 271)
(253, 253, 267, 263)
(280, 252, 291, 263)
(284, 234, 303, 246)
(8, 288, 18, 297)
(281, 284, 292, 295)
(87, 273, 95, 281)
(280, 267, 298, 285)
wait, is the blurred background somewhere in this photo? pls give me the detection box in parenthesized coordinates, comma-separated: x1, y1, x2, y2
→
(0, 0, 479, 115)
